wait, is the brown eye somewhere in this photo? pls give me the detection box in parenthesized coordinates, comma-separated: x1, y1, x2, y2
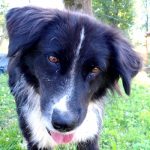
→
(48, 56, 59, 63)
(91, 67, 100, 74)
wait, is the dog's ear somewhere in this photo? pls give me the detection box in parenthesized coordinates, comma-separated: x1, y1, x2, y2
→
(6, 7, 55, 57)
(107, 30, 142, 95)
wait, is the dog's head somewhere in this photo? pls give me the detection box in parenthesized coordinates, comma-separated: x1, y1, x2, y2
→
(6, 7, 141, 145)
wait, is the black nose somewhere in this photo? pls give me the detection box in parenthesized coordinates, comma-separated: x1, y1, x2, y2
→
(52, 109, 77, 132)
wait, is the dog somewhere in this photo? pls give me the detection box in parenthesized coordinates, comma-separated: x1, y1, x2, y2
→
(6, 6, 141, 150)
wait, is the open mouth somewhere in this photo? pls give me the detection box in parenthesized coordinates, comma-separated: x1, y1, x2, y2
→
(47, 129, 74, 144)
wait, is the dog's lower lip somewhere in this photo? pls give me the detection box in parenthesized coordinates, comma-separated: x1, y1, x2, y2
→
(46, 129, 74, 144)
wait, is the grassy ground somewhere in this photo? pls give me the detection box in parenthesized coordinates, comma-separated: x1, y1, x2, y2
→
(0, 73, 150, 150)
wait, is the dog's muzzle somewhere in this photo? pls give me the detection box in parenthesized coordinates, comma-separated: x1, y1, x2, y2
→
(47, 109, 79, 144)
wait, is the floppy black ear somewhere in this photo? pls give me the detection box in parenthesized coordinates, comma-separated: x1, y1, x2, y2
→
(108, 31, 142, 95)
(6, 6, 55, 57)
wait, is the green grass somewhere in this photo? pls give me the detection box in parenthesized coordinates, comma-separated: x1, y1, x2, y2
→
(0, 74, 23, 150)
(0, 74, 150, 150)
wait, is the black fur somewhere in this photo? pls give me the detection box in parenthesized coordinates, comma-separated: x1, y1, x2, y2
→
(6, 6, 141, 150)
(77, 136, 99, 150)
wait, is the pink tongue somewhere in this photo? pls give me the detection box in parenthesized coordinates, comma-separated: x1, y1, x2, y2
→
(51, 132, 73, 144)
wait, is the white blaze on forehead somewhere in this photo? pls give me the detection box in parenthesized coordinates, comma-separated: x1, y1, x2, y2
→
(70, 27, 85, 77)
(69, 27, 85, 94)
(53, 27, 85, 113)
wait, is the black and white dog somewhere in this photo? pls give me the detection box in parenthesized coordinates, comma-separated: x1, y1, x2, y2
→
(6, 7, 141, 150)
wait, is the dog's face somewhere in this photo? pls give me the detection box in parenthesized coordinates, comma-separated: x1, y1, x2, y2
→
(6, 7, 141, 146)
